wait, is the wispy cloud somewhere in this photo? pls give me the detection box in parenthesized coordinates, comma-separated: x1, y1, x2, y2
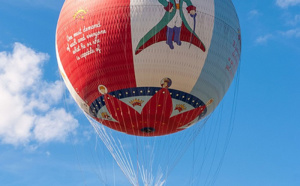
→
(255, 34, 273, 44)
(279, 28, 300, 37)
(276, 0, 300, 8)
(287, 14, 300, 25)
(254, 28, 300, 47)
(0, 43, 78, 146)
(248, 9, 261, 19)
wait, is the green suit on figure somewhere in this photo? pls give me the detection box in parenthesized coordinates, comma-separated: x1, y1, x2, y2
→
(135, 0, 205, 54)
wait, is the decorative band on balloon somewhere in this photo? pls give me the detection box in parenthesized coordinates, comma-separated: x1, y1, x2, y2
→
(89, 87, 206, 118)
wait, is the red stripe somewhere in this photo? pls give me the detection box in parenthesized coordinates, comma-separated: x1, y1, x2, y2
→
(56, 0, 136, 105)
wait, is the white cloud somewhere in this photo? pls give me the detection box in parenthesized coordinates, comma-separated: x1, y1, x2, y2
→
(255, 34, 273, 44)
(34, 109, 78, 143)
(280, 28, 300, 37)
(0, 43, 78, 146)
(276, 0, 300, 8)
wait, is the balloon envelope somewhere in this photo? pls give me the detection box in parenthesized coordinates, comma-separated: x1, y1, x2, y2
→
(56, 0, 241, 136)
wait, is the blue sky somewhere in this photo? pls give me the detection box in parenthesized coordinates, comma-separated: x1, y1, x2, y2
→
(0, 0, 300, 185)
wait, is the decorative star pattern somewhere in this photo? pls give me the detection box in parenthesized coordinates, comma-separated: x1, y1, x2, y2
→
(89, 87, 207, 136)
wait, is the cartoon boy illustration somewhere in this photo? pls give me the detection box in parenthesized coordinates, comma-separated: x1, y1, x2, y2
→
(135, 0, 206, 54)
(161, 0, 196, 49)
(160, 78, 172, 88)
(98, 85, 108, 95)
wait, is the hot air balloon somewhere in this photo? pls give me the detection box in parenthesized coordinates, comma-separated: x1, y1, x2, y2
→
(56, 0, 241, 184)
(56, 0, 241, 137)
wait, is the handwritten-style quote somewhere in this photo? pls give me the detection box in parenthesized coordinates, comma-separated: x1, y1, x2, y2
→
(66, 22, 107, 61)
